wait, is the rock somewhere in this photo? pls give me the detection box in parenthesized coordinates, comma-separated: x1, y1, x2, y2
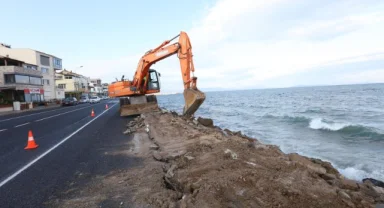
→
(165, 164, 177, 178)
(340, 178, 359, 191)
(127, 121, 137, 127)
(184, 155, 195, 160)
(197, 117, 214, 127)
(171, 111, 178, 116)
(190, 179, 202, 191)
(150, 144, 159, 150)
(359, 181, 382, 201)
(373, 186, 384, 195)
(233, 131, 243, 136)
(162, 163, 171, 173)
(167, 150, 186, 160)
(337, 189, 351, 199)
(288, 153, 326, 175)
(160, 108, 169, 114)
(223, 128, 232, 135)
(123, 128, 131, 135)
(320, 173, 337, 181)
(153, 151, 162, 161)
(224, 149, 238, 160)
(192, 119, 198, 125)
(310, 158, 340, 175)
(363, 178, 384, 189)
(342, 199, 355, 208)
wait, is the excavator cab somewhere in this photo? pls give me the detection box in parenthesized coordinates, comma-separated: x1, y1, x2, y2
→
(147, 69, 161, 91)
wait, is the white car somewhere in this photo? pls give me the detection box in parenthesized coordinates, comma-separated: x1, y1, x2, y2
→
(89, 96, 101, 104)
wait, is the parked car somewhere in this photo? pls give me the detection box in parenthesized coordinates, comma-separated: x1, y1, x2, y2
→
(62, 97, 78, 106)
(79, 95, 89, 104)
(89, 96, 101, 104)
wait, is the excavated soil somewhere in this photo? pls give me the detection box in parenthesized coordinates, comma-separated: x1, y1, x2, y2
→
(48, 108, 384, 208)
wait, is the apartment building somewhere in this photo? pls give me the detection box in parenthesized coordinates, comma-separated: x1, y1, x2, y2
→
(102, 83, 109, 96)
(0, 43, 62, 100)
(90, 78, 103, 96)
(0, 55, 44, 103)
(55, 69, 91, 99)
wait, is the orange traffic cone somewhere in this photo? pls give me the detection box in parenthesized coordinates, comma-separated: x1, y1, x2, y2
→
(25, 130, 38, 150)
(91, 109, 95, 117)
(105, 104, 108, 109)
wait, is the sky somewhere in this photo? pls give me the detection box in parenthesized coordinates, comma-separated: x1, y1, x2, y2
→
(1, 0, 384, 93)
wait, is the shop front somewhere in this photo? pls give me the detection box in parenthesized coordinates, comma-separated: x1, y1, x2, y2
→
(24, 88, 44, 102)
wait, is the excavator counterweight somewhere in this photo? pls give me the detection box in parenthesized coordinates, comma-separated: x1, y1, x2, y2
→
(108, 31, 205, 116)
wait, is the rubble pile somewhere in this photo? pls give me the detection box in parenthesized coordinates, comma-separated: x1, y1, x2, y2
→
(49, 108, 384, 208)
(123, 108, 384, 208)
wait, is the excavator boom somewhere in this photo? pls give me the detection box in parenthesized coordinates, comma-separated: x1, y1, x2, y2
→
(108, 31, 205, 116)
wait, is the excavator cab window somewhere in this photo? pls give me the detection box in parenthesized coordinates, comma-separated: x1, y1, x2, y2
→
(148, 69, 160, 90)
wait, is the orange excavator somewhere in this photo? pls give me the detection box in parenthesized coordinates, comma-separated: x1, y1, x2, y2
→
(108, 31, 206, 116)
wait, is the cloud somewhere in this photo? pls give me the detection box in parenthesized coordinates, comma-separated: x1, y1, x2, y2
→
(339, 69, 384, 84)
(72, 0, 384, 92)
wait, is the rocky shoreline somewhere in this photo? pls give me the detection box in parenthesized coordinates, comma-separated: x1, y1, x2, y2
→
(50, 108, 384, 208)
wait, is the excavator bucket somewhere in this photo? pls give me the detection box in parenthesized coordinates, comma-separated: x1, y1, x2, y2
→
(183, 88, 206, 116)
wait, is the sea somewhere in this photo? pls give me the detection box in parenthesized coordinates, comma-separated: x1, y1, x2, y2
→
(157, 83, 384, 182)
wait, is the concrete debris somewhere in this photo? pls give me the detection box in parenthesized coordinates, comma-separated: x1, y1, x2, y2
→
(123, 129, 131, 135)
(150, 144, 159, 150)
(224, 149, 238, 160)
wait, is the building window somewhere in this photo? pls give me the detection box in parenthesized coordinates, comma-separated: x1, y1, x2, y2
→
(4, 74, 15, 83)
(53, 58, 62, 69)
(65, 76, 72, 79)
(41, 67, 49, 73)
(24, 65, 37, 70)
(58, 84, 66, 89)
(4, 74, 42, 85)
(40, 55, 50, 66)
(43, 79, 50, 85)
(30, 76, 42, 85)
(15, 75, 30, 84)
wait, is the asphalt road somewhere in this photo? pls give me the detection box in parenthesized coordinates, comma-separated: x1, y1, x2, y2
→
(0, 99, 138, 208)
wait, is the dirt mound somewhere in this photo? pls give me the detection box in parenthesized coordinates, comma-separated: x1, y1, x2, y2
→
(130, 109, 384, 208)
(48, 108, 384, 208)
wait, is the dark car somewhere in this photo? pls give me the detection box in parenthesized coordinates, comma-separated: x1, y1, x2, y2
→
(62, 97, 78, 106)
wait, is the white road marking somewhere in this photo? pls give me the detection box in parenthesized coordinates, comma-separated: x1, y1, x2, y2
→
(0, 105, 78, 123)
(35, 105, 95, 122)
(0, 129, 7, 132)
(0, 102, 117, 188)
(14, 122, 30, 128)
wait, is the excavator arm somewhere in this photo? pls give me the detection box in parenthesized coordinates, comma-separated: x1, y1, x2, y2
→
(109, 31, 205, 116)
(132, 32, 198, 93)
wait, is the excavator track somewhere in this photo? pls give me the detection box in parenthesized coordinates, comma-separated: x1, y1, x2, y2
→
(119, 95, 159, 116)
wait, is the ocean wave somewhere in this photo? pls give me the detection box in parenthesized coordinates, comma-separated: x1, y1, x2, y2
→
(309, 118, 350, 131)
(261, 115, 384, 140)
(337, 165, 384, 182)
(262, 114, 311, 123)
(308, 118, 384, 140)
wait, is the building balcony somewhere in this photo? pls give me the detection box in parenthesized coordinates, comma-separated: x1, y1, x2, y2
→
(0, 66, 42, 77)
(55, 75, 63, 80)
